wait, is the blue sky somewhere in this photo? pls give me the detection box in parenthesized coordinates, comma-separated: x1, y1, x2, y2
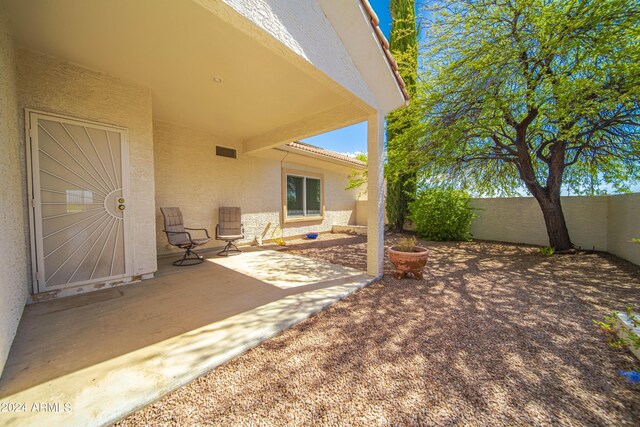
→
(302, 0, 391, 155)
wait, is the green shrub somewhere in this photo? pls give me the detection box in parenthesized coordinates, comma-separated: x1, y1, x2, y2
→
(594, 306, 640, 351)
(409, 188, 475, 241)
(540, 246, 555, 257)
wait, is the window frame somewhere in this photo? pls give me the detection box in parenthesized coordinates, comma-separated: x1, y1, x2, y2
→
(281, 169, 324, 223)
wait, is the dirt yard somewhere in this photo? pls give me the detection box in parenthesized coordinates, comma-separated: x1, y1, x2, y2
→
(119, 233, 640, 426)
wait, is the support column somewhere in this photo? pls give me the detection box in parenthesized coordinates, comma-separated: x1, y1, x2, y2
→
(367, 112, 385, 278)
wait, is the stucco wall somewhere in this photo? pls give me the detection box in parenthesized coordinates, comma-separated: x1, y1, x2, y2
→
(470, 195, 640, 265)
(0, 5, 28, 375)
(200, 0, 376, 108)
(607, 194, 640, 266)
(154, 120, 358, 255)
(16, 49, 158, 281)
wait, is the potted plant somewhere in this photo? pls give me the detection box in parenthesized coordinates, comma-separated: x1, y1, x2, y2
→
(387, 235, 429, 279)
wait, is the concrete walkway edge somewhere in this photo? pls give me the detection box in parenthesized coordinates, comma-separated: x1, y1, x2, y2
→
(1, 274, 373, 427)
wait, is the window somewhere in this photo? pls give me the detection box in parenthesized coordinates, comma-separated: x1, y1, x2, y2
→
(283, 171, 323, 221)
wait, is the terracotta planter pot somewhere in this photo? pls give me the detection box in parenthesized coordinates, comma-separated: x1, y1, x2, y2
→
(387, 246, 429, 279)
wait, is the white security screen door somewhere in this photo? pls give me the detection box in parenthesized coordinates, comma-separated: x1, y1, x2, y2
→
(27, 111, 132, 293)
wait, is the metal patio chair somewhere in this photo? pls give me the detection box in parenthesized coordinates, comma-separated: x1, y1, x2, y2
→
(216, 207, 244, 256)
(160, 207, 211, 266)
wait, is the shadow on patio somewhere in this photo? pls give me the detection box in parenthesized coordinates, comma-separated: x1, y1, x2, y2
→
(0, 247, 370, 427)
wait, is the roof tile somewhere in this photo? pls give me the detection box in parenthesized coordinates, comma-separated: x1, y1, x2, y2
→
(359, 0, 410, 102)
(286, 141, 366, 167)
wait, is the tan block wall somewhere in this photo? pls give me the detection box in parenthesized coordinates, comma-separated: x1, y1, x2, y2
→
(562, 196, 609, 250)
(16, 49, 158, 279)
(607, 194, 640, 266)
(356, 200, 368, 226)
(0, 6, 28, 374)
(355, 199, 389, 226)
(470, 196, 608, 250)
(153, 121, 358, 255)
(470, 194, 640, 265)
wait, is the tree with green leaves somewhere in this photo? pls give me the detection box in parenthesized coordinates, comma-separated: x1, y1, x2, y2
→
(386, 0, 419, 231)
(396, 0, 640, 250)
(346, 152, 368, 196)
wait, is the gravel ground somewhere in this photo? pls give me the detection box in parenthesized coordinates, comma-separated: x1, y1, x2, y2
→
(118, 233, 640, 426)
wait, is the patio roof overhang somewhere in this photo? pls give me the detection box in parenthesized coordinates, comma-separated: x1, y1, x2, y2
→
(5, 0, 405, 154)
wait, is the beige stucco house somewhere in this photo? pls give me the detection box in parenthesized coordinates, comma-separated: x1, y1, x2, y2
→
(0, 0, 407, 375)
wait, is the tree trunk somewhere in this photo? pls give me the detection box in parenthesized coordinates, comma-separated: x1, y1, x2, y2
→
(533, 194, 573, 251)
(513, 130, 572, 251)
(386, 172, 416, 232)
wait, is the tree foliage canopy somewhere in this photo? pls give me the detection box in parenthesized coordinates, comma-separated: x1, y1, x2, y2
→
(386, 0, 420, 230)
(346, 152, 368, 195)
(391, 0, 640, 196)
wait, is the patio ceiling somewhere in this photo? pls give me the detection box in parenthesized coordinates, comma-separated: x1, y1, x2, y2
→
(5, 0, 371, 150)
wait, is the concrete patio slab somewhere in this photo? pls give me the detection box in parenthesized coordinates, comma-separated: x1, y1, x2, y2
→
(209, 249, 364, 289)
(0, 249, 372, 427)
